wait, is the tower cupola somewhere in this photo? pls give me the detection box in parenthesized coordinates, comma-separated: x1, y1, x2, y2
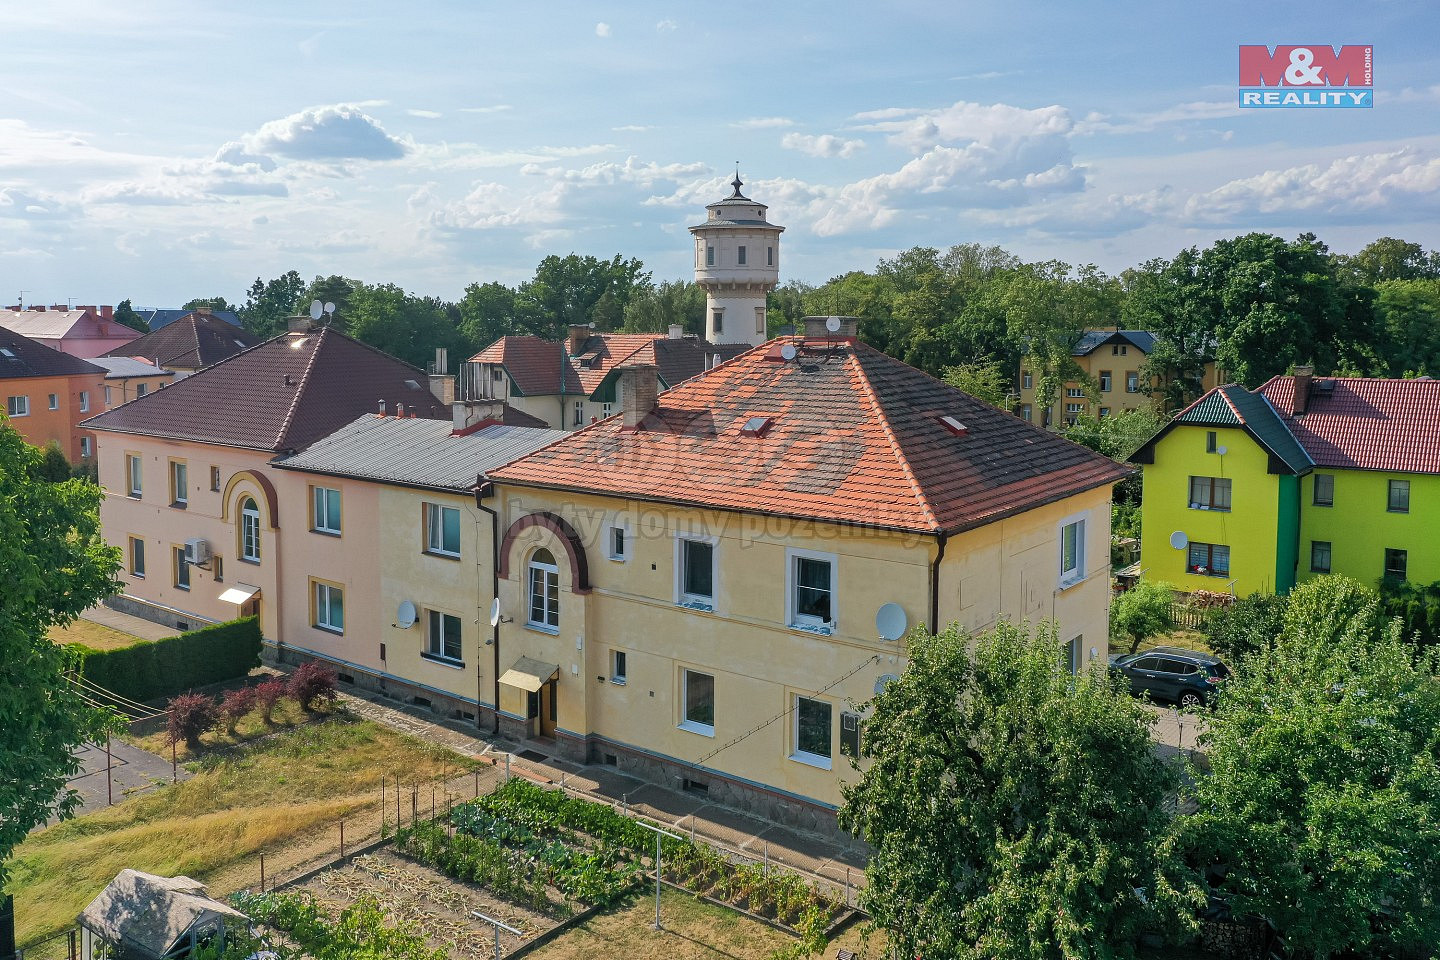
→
(689, 170, 784, 347)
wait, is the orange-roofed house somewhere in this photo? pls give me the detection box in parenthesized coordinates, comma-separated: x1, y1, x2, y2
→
(481, 315, 1131, 825)
(0, 325, 107, 463)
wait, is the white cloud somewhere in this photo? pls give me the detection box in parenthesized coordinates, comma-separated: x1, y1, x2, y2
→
(0, 186, 74, 219)
(459, 105, 513, 114)
(1075, 100, 1236, 135)
(215, 141, 277, 171)
(732, 117, 795, 129)
(241, 104, 408, 162)
(781, 132, 866, 159)
(656, 19, 678, 32)
(595, 22, 611, 37)
(864, 100, 1074, 154)
(407, 109, 443, 119)
(614, 124, 655, 132)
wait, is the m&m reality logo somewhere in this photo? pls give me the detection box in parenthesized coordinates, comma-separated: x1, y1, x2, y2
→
(1238, 45, 1373, 108)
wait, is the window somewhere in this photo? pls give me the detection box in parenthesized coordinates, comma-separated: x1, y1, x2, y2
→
(80, 436, 91, 458)
(527, 548, 560, 630)
(712, 310, 723, 334)
(1098, 407, 1110, 418)
(1188, 476, 1232, 511)
(1313, 473, 1334, 506)
(173, 547, 190, 590)
(1385, 548, 1408, 581)
(425, 610, 462, 663)
(793, 696, 832, 768)
(755, 306, 765, 334)
(1020, 403, 1033, 422)
(1060, 519, 1085, 584)
(1099, 371, 1112, 393)
(136, 383, 148, 398)
(170, 461, 187, 506)
(1388, 479, 1410, 513)
(1065, 387, 1085, 398)
(210, 465, 221, 491)
(1065, 402, 1084, 415)
(1113, 344, 1128, 355)
(1311, 540, 1332, 574)
(312, 486, 341, 534)
(737, 245, 747, 265)
(314, 581, 344, 633)
(706, 245, 715, 266)
(104, 385, 113, 406)
(1125, 372, 1140, 393)
(127, 455, 142, 497)
(47, 393, 58, 410)
(1021, 371, 1033, 390)
(1188, 542, 1230, 577)
(840, 711, 862, 758)
(129, 537, 145, 578)
(79, 391, 89, 412)
(601, 401, 613, 419)
(240, 497, 260, 562)
(680, 669, 714, 735)
(610, 650, 627, 684)
(608, 525, 628, 561)
(767, 246, 773, 266)
(790, 549, 835, 628)
(678, 537, 715, 608)
(6, 396, 28, 417)
(1206, 431, 1217, 453)
(425, 503, 461, 556)
(213, 556, 223, 582)
(573, 400, 585, 427)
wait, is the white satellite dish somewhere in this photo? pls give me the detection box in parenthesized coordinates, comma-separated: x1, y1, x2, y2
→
(780, 343, 798, 361)
(1216, 445, 1228, 455)
(1169, 531, 1189, 550)
(874, 674, 900, 695)
(489, 597, 502, 627)
(825, 316, 842, 333)
(309, 299, 323, 321)
(324, 301, 336, 318)
(875, 602, 908, 641)
(396, 600, 417, 628)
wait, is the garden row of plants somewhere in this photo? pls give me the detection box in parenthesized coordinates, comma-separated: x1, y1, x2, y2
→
(166, 661, 339, 748)
(197, 890, 444, 960)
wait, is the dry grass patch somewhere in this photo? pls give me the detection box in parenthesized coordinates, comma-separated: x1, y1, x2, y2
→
(47, 618, 149, 652)
(126, 695, 314, 758)
(6, 715, 476, 951)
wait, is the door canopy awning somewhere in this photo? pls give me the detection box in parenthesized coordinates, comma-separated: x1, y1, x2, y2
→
(499, 656, 559, 693)
(218, 583, 260, 604)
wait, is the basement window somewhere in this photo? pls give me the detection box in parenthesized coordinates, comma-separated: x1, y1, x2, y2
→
(937, 415, 968, 436)
(740, 416, 774, 437)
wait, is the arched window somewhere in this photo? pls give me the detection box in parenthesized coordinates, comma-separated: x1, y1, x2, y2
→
(240, 497, 261, 562)
(527, 548, 559, 630)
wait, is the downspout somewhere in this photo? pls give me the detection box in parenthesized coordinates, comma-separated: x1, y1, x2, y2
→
(929, 530, 949, 635)
(473, 475, 502, 734)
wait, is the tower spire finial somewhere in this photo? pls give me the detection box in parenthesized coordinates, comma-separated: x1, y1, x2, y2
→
(730, 161, 744, 198)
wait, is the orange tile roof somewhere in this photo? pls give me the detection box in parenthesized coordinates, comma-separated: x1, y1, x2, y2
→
(1260, 375, 1440, 474)
(491, 338, 1132, 533)
(469, 332, 749, 397)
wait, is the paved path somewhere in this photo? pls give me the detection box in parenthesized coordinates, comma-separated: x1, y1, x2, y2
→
(58, 736, 191, 822)
(80, 604, 180, 642)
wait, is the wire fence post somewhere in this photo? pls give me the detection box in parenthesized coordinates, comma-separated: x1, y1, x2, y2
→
(474, 770, 480, 797)
(171, 737, 177, 783)
(260, 853, 265, 893)
(105, 734, 113, 807)
(411, 788, 418, 825)
(339, 820, 345, 859)
(380, 776, 386, 837)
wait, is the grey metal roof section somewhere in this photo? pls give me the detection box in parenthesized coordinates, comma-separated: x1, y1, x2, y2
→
(274, 415, 567, 491)
(1072, 329, 1157, 356)
(90, 356, 170, 379)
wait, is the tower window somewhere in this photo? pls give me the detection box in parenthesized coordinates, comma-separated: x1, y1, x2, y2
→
(706, 245, 715, 266)
(713, 310, 723, 334)
(767, 246, 773, 266)
(737, 245, 746, 265)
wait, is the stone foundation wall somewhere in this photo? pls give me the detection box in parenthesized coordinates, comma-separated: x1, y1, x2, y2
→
(1199, 918, 1267, 960)
(104, 593, 217, 632)
(269, 644, 486, 727)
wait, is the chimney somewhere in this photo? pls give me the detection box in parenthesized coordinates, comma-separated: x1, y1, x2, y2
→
(668, 324, 684, 340)
(1292, 365, 1314, 415)
(396, 402, 405, 418)
(428, 348, 454, 405)
(618, 363, 659, 430)
(33, 305, 45, 312)
(802, 315, 860, 339)
(197, 305, 212, 316)
(567, 323, 591, 355)
(100, 305, 113, 320)
(452, 398, 508, 432)
(286, 315, 312, 333)
(377, 400, 387, 417)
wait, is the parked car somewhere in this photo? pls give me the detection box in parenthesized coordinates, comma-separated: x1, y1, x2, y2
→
(1108, 646, 1231, 708)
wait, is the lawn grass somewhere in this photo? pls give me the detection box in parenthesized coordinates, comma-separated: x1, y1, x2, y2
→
(126, 695, 315, 758)
(47, 618, 150, 652)
(5, 715, 476, 951)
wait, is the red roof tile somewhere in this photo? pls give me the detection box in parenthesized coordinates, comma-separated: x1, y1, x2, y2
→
(469, 332, 750, 397)
(1259, 376, 1440, 474)
(104, 312, 260, 369)
(491, 338, 1132, 533)
(83, 326, 448, 452)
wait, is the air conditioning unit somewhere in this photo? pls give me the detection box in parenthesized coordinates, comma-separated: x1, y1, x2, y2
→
(184, 538, 211, 565)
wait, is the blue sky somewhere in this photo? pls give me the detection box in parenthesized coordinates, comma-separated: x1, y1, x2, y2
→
(1, 1, 1436, 308)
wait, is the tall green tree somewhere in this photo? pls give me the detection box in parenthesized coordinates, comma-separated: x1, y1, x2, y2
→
(1182, 575, 1440, 958)
(346, 283, 463, 369)
(239, 270, 305, 338)
(0, 422, 121, 885)
(300, 275, 357, 326)
(181, 296, 237, 314)
(1334, 236, 1440, 284)
(622, 280, 706, 335)
(112, 298, 148, 334)
(841, 621, 1201, 960)
(457, 280, 521, 352)
(1374, 278, 1440, 376)
(1005, 262, 1120, 409)
(514, 254, 651, 338)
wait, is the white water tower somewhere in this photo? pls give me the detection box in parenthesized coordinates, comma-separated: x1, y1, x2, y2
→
(689, 170, 784, 347)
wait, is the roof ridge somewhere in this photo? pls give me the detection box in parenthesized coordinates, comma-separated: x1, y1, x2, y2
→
(272, 327, 328, 450)
(848, 344, 940, 531)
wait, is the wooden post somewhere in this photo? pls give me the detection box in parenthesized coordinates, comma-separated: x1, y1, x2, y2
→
(171, 737, 177, 783)
(381, 776, 386, 836)
(260, 853, 265, 893)
(340, 820, 345, 859)
(69, 927, 78, 960)
(411, 789, 417, 825)
(105, 735, 113, 806)
(474, 770, 480, 797)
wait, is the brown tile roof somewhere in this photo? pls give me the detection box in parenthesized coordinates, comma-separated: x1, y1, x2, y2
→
(0, 326, 107, 379)
(469, 332, 749, 397)
(1259, 375, 1440, 474)
(82, 326, 448, 452)
(491, 337, 1132, 533)
(103, 312, 261, 369)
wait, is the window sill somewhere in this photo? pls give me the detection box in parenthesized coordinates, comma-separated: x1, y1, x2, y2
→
(421, 652, 465, 670)
(170, 502, 187, 510)
(1057, 575, 1086, 592)
(1187, 505, 1229, 513)
(610, 677, 627, 686)
(423, 550, 461, 561)
(311, 528, 342, 538)
(130, 572, 145, 579)
(1187, 571, 1231, 579)
(1387, 509, 1409, 515)
(238, 557, 260, 566)
(789, 621, 834, 636)
(127, 493, 142, 500)
(608, 555, 627, 563)
(525, 622, 559, 635)
(314, 624, 344, 636)
(677, 598, 714, 612)
(678, 720, 715, 738)
(174, 585, 190, 592)
(789, 752, 833, 771)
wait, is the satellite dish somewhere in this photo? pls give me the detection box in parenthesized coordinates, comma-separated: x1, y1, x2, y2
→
(309, 299, 323, 321)
(825, 316, 842, 333)
(1169, 531, 1188, 550)
(489, 597, 502, 627)
(780, 343, 798, 361)
(1216, 445, 1228, 455)
(874, 674, 900, 695)
(396, 600, 417, 628)
(875, 602, 908, 641)
(324, 301, 336, 317)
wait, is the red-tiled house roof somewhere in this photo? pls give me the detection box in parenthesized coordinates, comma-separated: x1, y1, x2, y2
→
(469, 333, 750, 398)
(83, 326, 448, 452)
(0, 326, 107, 379)
(104, 312, 261, 370)
(1259, 375, 1440, 474)
(491, 337, 1132, 533)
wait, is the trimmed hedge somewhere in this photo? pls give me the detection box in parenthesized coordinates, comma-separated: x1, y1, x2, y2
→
(78, 616, 262, 702)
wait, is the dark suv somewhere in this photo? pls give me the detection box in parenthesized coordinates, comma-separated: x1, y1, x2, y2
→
(1108, 647, 1231, 708)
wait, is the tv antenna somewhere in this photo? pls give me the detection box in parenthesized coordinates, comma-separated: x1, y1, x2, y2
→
(310, 299, 337, 325)
(17, 290, 29, 309)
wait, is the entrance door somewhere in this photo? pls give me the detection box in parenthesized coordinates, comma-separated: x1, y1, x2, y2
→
(539, 678, 558, 738)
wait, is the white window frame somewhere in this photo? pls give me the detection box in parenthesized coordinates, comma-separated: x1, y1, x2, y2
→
(170, 461, 187, 506)
(674, 533, 718, 610)
(1058, 513, 1086, 588)
(425, 609, 463, 664)
(79, 391, 89, 412)
(127, 455, 142, 497)
(527, 549, 560, 632)
(425, 502, 461, 557)
(47, 393, 58, 410)
(573, 400, 585, 427)
(314, 581, 344, 634)
(601, 401, 613, 419)
(173, 546, 190, 591)
(1021, 371, 1033, 391)
(240, 497, 261, 562)
(312, 486, 342, 535)
(610, 649, 627, 685)
(80, 436, 91, 458)
(679, 668, 715, 737)
(104, 385, 113, 406)
(791, 695, 833, 770)
(737, 245, 746, 265)
(6, 395, 29, 417)
(786, 547, 837, 632)
(129, 536, 145, 578)
(608, 524, 629, 562)
(136, 383, 148, 398)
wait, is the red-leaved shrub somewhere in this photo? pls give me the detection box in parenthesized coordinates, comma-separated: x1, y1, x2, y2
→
(254, 677, 286, 723)
(218, 685, 258, 734)
(286, 661, 338, 712)
(166, 692, 218, 749)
